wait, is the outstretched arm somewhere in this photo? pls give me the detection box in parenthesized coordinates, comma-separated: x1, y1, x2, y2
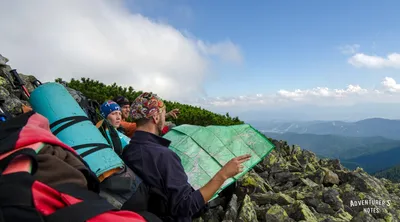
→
(159, 151, 251, 218)
(199, 154, 251, 202)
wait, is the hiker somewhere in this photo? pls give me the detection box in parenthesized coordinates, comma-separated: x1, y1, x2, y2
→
(113, 95, 180, 138)
(113, 96, 136, 138)
(97, 100, 130, 148)
(121, 92, 252, 222)
(99, 100, 123, 129)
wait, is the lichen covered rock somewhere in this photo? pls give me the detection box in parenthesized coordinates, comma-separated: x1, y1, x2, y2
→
(236, 195, 258, 222)
(265, 204, 292, 222)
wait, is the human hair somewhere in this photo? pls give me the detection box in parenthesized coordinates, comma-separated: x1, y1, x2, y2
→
(135, 118, 152, 127)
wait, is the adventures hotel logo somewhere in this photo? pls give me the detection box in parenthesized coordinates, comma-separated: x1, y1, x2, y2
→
(350, 198, 391, 214)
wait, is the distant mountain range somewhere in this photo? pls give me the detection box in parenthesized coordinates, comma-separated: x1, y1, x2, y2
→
(255, 118, 400, 182)
(264, 132, 400, 160)
(253, 118, 400, 140)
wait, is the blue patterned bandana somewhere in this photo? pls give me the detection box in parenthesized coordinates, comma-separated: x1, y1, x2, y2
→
(100, 100, 121, 118)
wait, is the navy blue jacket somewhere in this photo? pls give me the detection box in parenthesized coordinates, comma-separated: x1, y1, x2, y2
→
(122, 130, 206, 222)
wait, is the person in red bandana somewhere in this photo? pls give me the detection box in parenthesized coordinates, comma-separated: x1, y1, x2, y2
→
(122, 92, 251, 222)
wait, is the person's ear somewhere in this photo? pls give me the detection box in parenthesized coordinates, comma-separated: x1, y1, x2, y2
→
(152, 114, 159, 124)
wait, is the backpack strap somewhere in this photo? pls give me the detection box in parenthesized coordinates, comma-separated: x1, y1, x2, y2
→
(0, 172, 44, 222)
(0, 147, 43, 222)
(0, 148, 38, 175)
(87, 99, 100, 125)
(44, 183, 117, 222)
(50, 116, 93, 136)
(100, 120, 123, 156)
(44, 199, 115, 222)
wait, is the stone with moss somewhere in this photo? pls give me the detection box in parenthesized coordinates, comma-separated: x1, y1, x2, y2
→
(287, 201, 318, 222)
(301, 178, 319, 188)
(223, 194, 238, 221)
(264, 153, 278, 166)
(192, 218, 204, 222)
(306, 162, 317, 172)
(334, 209, 353, 221)
(290, 155, 302, 167)
(357, 192, 366, 199)
(0, 54, 9, 65)
(285, 190, 306, 200)
(383, 213, 394, 222)
(350, 211, 377, 222)
(323, 188, 344, 211)
(19, 73, 38, 92)
(265, 204, 290, 222)
(250, 192, 295, 206)
(0, 86, 24, 116)
(292, 145, 302, 156)
(323, 168, 340, 185)
(254, 204, 271, 221)
(341, 183, 355, 193)
(0, 76, 11, 91)
(309, 168, 326, 184)
(237, 195, 258, 222)
(316, 202, 335, 215)
(240, 172, 272, 194)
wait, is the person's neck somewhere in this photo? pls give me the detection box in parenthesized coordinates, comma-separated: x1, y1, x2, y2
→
(136, 125, 159, 136)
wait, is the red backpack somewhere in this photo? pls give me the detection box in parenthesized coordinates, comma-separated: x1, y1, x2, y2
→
(0, 111, 147, 222)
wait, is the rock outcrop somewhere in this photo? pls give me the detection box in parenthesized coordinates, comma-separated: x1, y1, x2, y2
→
(0, 54, 38, 117)
(194, 139, 400, 222)
(0, 54, 92, 121)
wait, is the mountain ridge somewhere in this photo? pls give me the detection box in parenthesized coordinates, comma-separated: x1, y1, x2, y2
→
(264, 132, 400, 160)
(253, 118, 400, 140)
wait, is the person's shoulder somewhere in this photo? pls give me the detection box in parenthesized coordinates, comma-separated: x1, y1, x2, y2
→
(121, 120, 136, 127)
(157, 148, 183, 165)
(158, 147, 175, 156)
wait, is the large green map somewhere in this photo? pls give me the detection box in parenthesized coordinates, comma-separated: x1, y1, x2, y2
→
(163, 124, 275, 200)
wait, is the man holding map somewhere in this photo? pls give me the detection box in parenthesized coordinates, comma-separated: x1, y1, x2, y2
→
(122, 92, 251, 222)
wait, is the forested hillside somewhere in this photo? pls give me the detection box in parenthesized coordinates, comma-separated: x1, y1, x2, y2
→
(374, 165, 400, 182)
(55, 78, 243, 126)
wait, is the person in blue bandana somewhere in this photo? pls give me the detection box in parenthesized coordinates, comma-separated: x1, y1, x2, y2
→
(98, 100, 131, 149)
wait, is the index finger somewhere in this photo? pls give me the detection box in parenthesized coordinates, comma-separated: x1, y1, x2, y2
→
(236, 154, 251, 161)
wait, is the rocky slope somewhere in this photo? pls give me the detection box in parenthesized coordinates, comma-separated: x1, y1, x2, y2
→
(194, 139, 400, 222)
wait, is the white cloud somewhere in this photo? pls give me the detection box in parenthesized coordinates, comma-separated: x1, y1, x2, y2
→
(348, 53, 400, 68)
(381, 77, 400, 92)
(339, 44, 360, 55)
(196, 40, 242, 63)
(0, 0, 242, 101)
(195, 77, 400, 109)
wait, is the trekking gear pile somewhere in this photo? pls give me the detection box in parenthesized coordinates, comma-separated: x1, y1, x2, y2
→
(0, 111, 147, 222)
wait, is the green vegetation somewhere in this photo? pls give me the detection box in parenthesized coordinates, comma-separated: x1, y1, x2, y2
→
(55, 77, 243, 126)
(374, 165, 400, 182)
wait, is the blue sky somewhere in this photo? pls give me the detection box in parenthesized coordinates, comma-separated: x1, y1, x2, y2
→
(2, 0, 400, 120)
(126, 0, 400, 97)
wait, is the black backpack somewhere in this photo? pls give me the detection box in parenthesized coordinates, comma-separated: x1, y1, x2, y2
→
(63, 85, 101, 125)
